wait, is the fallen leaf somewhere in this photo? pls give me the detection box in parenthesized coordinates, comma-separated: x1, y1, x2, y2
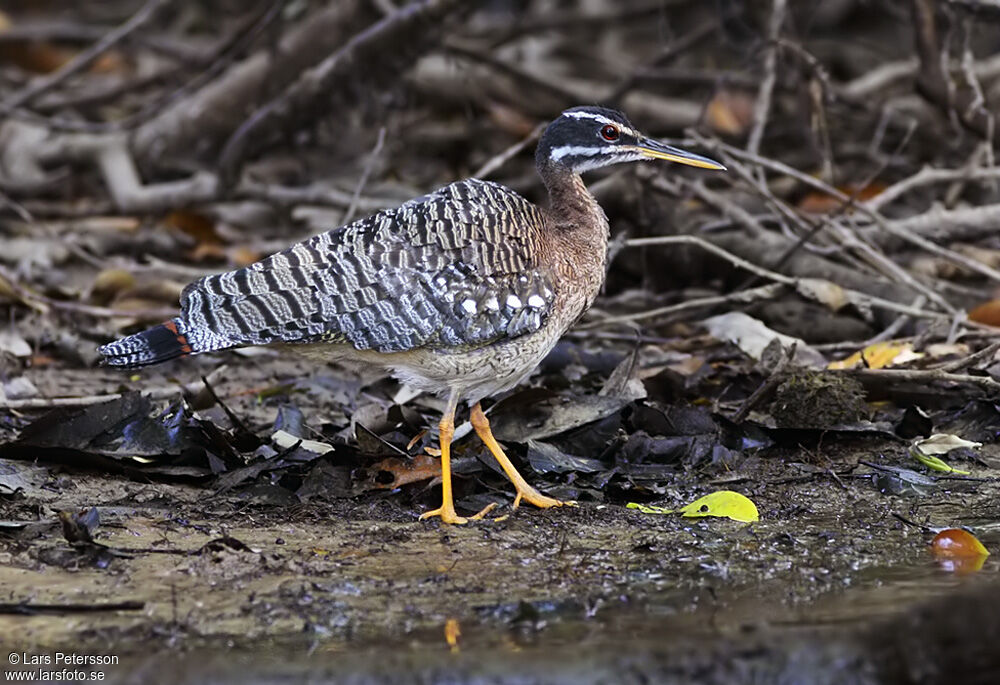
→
(914, 433, 982, 455)
(931, 528, 989, 574)
(272, 429, 334, 456)
(444, 618, 461, 653)
(89, 51, 128, 74)
(190, 242, 227, 262)
(627, 490, 759, 522)
(828, 341, 921, 370)
(910, 451, 969, 475)
(487, 102, 539, 138)
(163, 210, 227, 262)
(0, 330, 31, 357)
(229, 246, 261, 267)
(525, 440, 605, 474)
(490, 391, 630, 442)
(90, 268, 137, 304)
(797, 182, 887, 214)
(678, 490, 759, 522)
(908, 433, 980, 475)
(924, 342, 971, 360)
(2, 376, 38, 400)
(0, 41, 76, 74)
(369, 454, 441, 489)
(705, 90, 755, 137)
(969, 300, 1000, 327)
(931, 528, 989, 559)
(703, 312, 825, 367)
(796, 278, 849, 311)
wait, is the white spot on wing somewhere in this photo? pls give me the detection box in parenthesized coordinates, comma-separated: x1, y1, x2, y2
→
(506, 295, 522, 309)
(527, 294, 545, 308)
(485, 296, 499, 311)
(461, 299, 477, 314)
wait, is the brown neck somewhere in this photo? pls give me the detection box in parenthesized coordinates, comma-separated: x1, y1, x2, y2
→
(537, 160, 608, 233)
(536, 159, 610, 303)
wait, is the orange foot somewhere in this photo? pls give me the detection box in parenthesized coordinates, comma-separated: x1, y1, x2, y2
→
(420, 501, 497, 525)
(512, 485, 576, 511)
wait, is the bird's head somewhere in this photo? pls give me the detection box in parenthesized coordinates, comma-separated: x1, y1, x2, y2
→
(536, 105, 725, 174)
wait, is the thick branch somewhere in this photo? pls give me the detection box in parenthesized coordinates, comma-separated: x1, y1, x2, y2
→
(910, 0, 993, 138)
(217, 0, 474, 188)
(131, 0, 377, 167)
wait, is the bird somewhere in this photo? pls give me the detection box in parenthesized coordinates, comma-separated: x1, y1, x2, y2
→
(99, 106, 725, 524)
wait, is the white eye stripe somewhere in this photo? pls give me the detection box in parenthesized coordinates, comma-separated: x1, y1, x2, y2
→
(563, 111, 619, 127)
(569, 152, 643, 173)
(549, 145, 646, 165)
(562, 111, 641, 138)
(549, 145, 606, 161)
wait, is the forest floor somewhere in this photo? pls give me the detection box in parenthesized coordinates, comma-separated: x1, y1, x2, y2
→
(4, 1, 1000, 683)
(3, 352, 1000, 684)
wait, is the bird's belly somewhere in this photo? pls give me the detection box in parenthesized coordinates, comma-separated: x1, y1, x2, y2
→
(378, 330, 561, 403)
(288, 289, 588, 404)
(289, 329, 558, 404)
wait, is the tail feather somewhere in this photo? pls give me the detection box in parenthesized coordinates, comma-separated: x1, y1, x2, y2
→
(99, 318, 194, 368)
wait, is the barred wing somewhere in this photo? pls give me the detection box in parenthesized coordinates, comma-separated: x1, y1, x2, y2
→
(179, 179, 555, 354)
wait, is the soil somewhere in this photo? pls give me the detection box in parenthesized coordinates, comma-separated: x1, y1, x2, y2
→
(3, 357, 1000, 684)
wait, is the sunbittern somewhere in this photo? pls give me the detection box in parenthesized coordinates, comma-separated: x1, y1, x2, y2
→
(100, 106, 725, 524)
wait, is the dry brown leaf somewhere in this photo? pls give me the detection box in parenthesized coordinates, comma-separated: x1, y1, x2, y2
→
(969, 300, 1000, 327)
(705, 90, 755, 137)
(0, 41, 76, 73)
(164, 209, 220, 243)
(924, 342, 971, 360)
(0, 9, 126, 75)
(370, 454, 441, 489)
(909, 255, 964, 280)
(798, 182, 887, 214)
(111, 280, 185, 310)
(953, 245, 1000, 269)
(90, 269, 136, 304)
(189, 242, 227, 262)
(89, 50, 128, 74)
(796, 278, 848, 311)
(229, 246, 261, 267)
(487, 102, 539, 138)
(828, 341, 921, 370)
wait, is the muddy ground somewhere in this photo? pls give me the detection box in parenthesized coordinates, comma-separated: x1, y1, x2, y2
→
(3, 355, 1000, 684)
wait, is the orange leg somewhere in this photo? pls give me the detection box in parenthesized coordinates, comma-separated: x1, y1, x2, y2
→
(419, 397, 467, 524)
(470, 402, 573, 511)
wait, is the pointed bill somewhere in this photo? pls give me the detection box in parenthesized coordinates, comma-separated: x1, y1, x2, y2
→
(635, 139, 726, 170)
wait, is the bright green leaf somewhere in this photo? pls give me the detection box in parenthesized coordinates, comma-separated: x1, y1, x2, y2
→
(908, 433, 978, 475)
(909, 448, 971, 475)
(678, 490, 759, 522)
(626, 490, 760, 522)
(626, 502, 675, 515)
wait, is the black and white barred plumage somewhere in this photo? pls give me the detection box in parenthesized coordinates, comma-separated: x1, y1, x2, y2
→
(100, 105, 727, 525)
(100, 179, 555, 367)
(101, 106, 723, 376)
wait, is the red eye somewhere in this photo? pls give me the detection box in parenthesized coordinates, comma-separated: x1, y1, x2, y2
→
(601, 124, 619, 141)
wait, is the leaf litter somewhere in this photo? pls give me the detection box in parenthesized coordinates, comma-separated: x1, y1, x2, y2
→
(2, 1, 1000, 679)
